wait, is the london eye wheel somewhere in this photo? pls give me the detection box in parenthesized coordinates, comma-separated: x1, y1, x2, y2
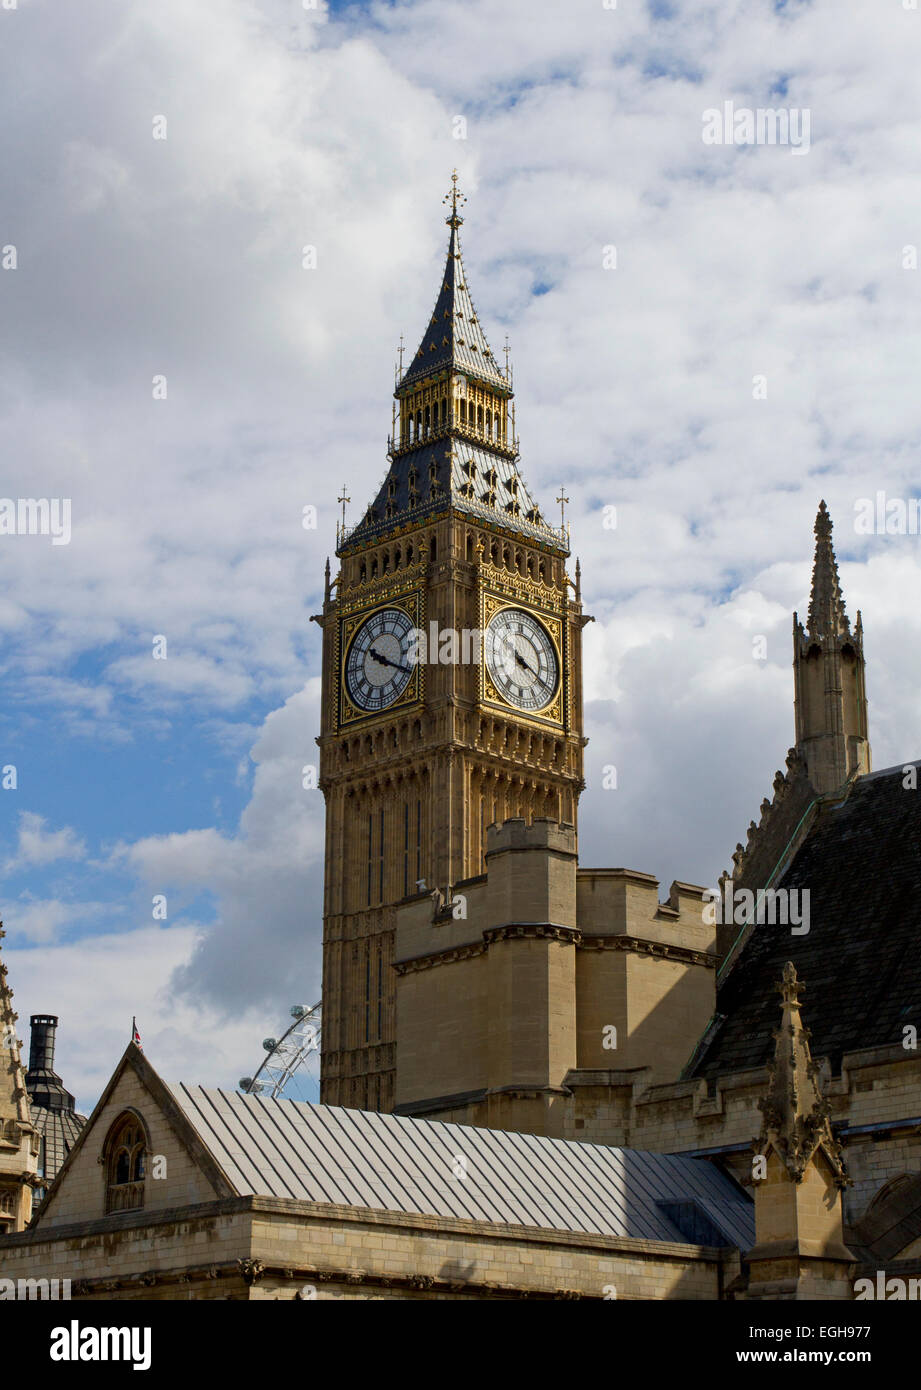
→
(239, 1002, 321, 1105)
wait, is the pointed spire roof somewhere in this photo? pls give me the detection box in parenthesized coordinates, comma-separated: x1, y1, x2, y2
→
(340, 175, 568, 555)
(756, 962, 847, 1187)
(398, 172, 508, 395)
(806, 500, 849, 639)
(0, 924, 32, 1129)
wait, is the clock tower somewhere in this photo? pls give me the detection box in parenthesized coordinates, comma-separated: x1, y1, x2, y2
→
(315, 177, 587, 1111)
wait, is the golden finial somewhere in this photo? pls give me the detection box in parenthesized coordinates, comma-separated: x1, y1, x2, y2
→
(443, 170, 466, 225)
(556, 487, 570, 532)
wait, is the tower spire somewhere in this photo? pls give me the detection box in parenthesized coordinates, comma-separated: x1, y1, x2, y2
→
(339, 179, 566, 556)
(757, 963, 847, 1186)
(0, 924, 40, 1230)
(793, 501, 870, 796)
(744, 963, 855, 1299)
(806, 500, 848, 638)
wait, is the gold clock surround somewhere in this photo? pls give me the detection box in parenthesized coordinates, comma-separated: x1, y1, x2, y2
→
(337, 591, 423, 729)
(480, 590, 565, 728)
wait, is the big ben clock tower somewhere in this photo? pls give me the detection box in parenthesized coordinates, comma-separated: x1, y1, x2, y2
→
(316, 176, 586, 1111)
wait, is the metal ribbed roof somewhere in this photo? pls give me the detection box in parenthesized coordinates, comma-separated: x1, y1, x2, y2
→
(166, 1085, 753, 1249)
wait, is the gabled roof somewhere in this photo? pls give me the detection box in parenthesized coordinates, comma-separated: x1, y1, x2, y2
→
(167, 1082, 754, 1249)
(693, 763, 921, 1081)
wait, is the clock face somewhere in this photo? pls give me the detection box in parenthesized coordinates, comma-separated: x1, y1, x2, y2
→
(345, 607, 417, 713)
(485, 608, 559, 713)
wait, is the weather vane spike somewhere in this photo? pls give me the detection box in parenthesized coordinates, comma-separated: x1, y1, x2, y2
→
(556, 486, 570, 531)
(337, 485, 350, 540)
(443, 169, 466, 223)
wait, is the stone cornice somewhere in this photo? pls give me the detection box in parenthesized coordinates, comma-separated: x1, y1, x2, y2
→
(395, 927, 718, 974)
(0, 1193, 726, 1265)
(577, 935, 719, 968)
(483, 922, 580, 945)
(67, 1257, 600, 1300)
(394, 940, 487, 974)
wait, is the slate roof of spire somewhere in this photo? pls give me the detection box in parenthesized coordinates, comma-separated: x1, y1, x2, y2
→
(340, 184, 567, 555)
(399, 200, 508, 393)
(691, 762, 921, 1082)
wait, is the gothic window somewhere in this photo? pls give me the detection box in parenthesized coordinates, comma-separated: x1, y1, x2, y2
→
(378, 807, 385, 902)
(0, 1189, 15, 1216)
(485, 409, 491, 437)
(416, 410, 422, 438)
(104, 1112, 148, 1215)
(477, 405, 484, 431)
(366, 813, 373, 907)
(424, 405, 430, 434)
(364, 945, 372, 1043)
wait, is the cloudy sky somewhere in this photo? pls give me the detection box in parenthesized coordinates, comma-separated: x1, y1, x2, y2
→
(1, 0, 919, 1113)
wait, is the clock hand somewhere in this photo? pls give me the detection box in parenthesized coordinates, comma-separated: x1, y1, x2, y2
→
(368, 644, 413, 676)
(513, 647, 538, 678)
(499, 633, 537, 679)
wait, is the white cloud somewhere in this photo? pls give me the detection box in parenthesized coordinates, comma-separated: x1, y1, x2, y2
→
(1, 0, 920, 1094)
(4, 813, 87, 875)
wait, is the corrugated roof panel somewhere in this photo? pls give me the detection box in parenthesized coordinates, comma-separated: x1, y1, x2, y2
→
(165, 1085, 754, 1249)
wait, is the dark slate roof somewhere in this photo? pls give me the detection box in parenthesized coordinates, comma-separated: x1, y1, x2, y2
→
(399, 214, 507, 392)
(168, 1084, 754, 1248)
(693, 763, 921, 1081)
(340, 204, 568, 556)
(348, 439, 558, 551)
(30, 1104, 86, 1190)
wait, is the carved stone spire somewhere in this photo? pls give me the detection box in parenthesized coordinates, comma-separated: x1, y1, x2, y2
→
(793, 502, 870, 796)
(0, 924, 40, 1232)
(756, 962, 847, 1187)
(806, 500, 848, 638)
(0, 925, 30, 1129)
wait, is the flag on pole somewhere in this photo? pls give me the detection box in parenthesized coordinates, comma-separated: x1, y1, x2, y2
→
(131, 1017, 142, 1051)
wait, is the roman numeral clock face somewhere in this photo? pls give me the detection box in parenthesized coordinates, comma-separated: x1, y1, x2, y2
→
(485, 608, 559, 713)
(344, 607, 416, 713)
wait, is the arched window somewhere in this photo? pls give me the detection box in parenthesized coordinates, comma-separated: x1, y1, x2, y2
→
(104, 1111, 149, 1214)
(440, 398, 447, 426)
(477, 405, 484, 431)
(485, 409, 492, 438)
(424, 405, 430, 434)
(0, 1190, 15, 1216)
(460, 400, 467, 424)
